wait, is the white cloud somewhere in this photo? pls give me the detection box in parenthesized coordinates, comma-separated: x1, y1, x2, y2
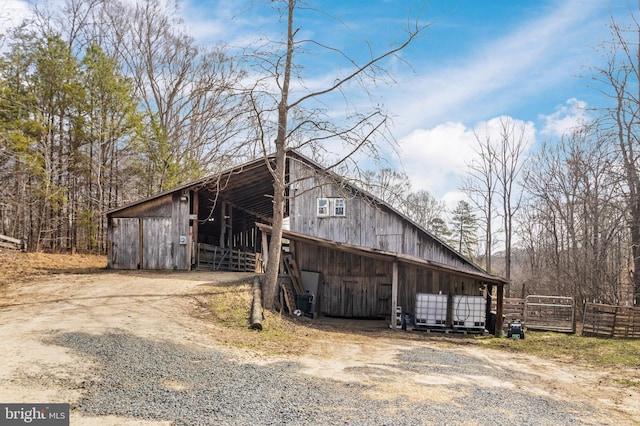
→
(0, 0, 30, 34)
(386, 0, 606, 135)
(539, 98, 591, 136)
(399, 122, 475, 197)
(441, 190, 468, 212)
(399, 116, 535, 203)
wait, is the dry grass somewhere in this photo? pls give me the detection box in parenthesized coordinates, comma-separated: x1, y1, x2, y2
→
(205, 282, 327, 357)
(0, 251, 106, 284)
(477, 330, 640, 368)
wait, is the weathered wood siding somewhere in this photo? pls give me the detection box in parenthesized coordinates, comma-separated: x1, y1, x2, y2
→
(111, 194, 173, 218)
(108, 193, 190, 270)
(142, 218, 173, 269)
(171, 193, 190, 269)
(294, 241, 392, 318)
(397, 265, 483, 317)
(108, 218, 140, 269)
(293, 240, 484, 318)
(288, 159, 478, 271)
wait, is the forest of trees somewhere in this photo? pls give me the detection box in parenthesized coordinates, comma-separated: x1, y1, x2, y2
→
(1, 2, 639, 307)
(0, 0, 250, 253)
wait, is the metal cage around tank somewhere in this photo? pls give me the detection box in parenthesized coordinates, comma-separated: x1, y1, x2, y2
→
(452, 295, 485, 330)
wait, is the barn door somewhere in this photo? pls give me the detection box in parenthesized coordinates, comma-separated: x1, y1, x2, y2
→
(109, 218, 140, 269)
(377, 282, 392, 318)
(342, 279, 373, 318)
(142, 218, 173, 269)
(342, 280, 357, 317)
(322, 278, 387, 318)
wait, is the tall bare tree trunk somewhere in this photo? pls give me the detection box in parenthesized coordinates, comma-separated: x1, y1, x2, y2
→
(263, 0, 295, 310)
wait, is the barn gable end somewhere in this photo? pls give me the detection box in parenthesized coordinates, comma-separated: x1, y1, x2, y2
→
(287, 154, 477, 272)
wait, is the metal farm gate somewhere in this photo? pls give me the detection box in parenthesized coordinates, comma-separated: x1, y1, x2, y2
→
(525, 295, 575, 333)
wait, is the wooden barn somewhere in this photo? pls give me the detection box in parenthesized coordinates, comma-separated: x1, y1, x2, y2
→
(106, 150, 508, 333)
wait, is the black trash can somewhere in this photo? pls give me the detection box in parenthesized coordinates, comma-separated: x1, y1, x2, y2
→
(295, 294, 313, 315)
(487, 312, 497, 335)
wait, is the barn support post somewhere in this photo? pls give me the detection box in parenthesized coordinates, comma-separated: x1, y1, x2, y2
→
(227, 205, 233, 248)
(261, 230, 269, 272)
(485, 283, 493, 333)
(218, 201, 227, 248)
(187, 225, 192, 272)
(191, 190, 199, 270)
(495, 284, 505, 336)
(391, 260, 399, 329)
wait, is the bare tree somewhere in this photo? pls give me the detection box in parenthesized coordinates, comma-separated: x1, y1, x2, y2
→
(461, 117, 528, 283)
(593, 15, 640, 304)
(100, 0, 248, 195)
(402, 190, 447, 233)
(495, 118, 528, 283)
(358, 168, 412, 208)
(521, 126, 628, 306)
(250, 0, 427, 309)
(462, 126, 498, 273)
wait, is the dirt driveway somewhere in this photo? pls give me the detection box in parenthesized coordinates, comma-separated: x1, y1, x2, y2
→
(1, 271, 639, 425)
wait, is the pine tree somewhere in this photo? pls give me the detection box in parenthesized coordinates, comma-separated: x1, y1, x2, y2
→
(428, 217, 453, 243)
(450, 200, 479, 259)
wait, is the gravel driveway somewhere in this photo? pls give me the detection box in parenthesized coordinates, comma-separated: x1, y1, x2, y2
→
(0, 271, 637, 425)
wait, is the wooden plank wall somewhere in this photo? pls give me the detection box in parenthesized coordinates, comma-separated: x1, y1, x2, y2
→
(583, 303, 640, 338)
(142, 218, 173, 269)
(110, 194, 173, 218)
(398, 266, 484, 317)
(292, 239, 484, 319)
(108, 218, 140, 269)
(171, 193, 190, 269)
(288, 159, 477, 272)
(293, 240, 392, 318)
(108, 192, 190, 270)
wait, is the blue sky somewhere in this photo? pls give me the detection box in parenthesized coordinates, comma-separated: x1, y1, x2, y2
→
(3, 0, 636, 207)
(182, 0, 635, 206)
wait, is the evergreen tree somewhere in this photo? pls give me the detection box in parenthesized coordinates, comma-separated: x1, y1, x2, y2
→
(79, 42, 143, 252)
(449, 200, 479, 259)
(428, 217, 453, 243)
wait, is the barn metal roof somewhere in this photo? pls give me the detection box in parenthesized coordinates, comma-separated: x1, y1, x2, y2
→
(106, 155, 277, 221)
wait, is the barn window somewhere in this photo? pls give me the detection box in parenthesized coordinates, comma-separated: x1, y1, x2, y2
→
(317, 198, 329, 216)
(334, 198, 346, 216)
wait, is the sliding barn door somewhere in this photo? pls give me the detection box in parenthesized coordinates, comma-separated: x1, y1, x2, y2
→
(142, 218, 173, 270)
(109, 218, 140, 269)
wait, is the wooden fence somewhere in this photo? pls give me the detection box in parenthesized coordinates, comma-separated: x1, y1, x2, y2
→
(582, 302, 640, 338)
(0, 234, 24, 251)
(196, 243, 262, 273)
(500, 298, 525, 325)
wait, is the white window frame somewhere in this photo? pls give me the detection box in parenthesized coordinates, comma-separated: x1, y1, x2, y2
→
(317, 198, 329, 217)
(333, 198, 346, 217)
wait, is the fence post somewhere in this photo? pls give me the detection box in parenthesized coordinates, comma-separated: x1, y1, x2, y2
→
(571, 298, 576, 334)
(582, 302, 587, 336)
